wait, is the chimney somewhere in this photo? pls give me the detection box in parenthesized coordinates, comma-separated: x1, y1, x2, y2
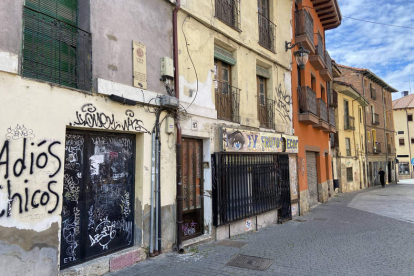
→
(402, 91, 409, 97)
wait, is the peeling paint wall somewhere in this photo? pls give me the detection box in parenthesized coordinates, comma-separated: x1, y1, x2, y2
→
(0, 72, 176, 273)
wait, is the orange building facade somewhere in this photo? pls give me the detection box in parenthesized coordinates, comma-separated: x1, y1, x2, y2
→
(291, 0, 342, 214)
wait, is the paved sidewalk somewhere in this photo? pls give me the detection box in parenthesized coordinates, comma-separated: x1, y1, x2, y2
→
(108, 185, 414, 276)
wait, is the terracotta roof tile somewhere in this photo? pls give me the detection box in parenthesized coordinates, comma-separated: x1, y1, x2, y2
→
(393, 94, 414, 109)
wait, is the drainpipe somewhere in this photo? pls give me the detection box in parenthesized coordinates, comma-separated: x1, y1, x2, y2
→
(154, 128, 160, 255)
(173, 0, 184, 253)
(362, 77, 369, 186)
(149, 131, 156, 257)
(157, 125, 162, 253)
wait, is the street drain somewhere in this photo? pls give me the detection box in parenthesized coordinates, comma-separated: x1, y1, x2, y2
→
(226, 254, 273, 271)
(313, 218, 327, 221)
(216, 240, 248, 249)
(294, 219, 307, 222)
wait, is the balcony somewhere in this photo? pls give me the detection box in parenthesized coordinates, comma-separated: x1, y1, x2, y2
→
(258, 13, 276, 52)
(215, 80, 241, 123)
(258, 97, 276, 129)
(387, 144, 392, 154)
(320, 50, 333, 82)
(314, 99, 329, 131)
(324, 107, 337, 133)
(373, 143, 382, 154)
(215, 0, 241, 31)
(295, 9, 315, 55)
(372, 113, 380, 125)
(344, 116, 355, 131)
(22, 7, 92, 91)
(309, 33, 326, 70)
(330, 133, 339, 148)
(329, 89, 338, 108)
(298, 86, 319, 125)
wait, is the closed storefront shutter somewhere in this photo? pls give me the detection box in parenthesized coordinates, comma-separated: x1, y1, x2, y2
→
(306, 151, 318, 207)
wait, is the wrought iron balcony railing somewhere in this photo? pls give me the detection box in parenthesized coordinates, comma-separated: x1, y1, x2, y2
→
(373, 143, 382, 154)
(372, 113, 380, 125)
(22, 7, 92, 91)
(318, 98, 328, 123)
(258, 13, 276, 52)
(295, 9, 314, 47)
(215, 0, 241, 31)
(325, 50, 332, 75)
(298, 86, 318, 116)
(258, 97, 276, 129)
(329, 89, 338, 108)
(215, 80, 241, 123)
(344, 116, 355, 130)
(316, 33, 325, 63)
(328, 107, 336, 127)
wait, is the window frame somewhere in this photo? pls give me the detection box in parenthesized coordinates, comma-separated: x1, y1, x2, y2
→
(346, 167, 353, 182)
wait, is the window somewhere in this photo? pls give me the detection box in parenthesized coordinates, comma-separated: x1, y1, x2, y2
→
(22, 0, 92, 91)
(321, 85, 326, 102)
(257, 76, 273, 128)
(311, 74, 316, 91)
(411, 138, 414, 144)
(347, 167, 353, 182)
(399, 163, 410, 175)
(214, 59, 240, 122)
(367, 131, 370, 143)
(344, 100, 349, 129)
(258, 0, 275, 52)
(408, 114, 413, 122)
(215, 0, 241, 31)
(399, 139, 405, 146)
(345, 138, 351, 156)
(359, 107, 362, 123)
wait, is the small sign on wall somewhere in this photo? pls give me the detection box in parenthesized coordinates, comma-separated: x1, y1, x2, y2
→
(133, 41, 147, 89)
(245, 218, 252, 231)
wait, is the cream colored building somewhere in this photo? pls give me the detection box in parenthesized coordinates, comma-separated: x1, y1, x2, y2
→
(393, 93, 414, 179)
(332, 81, 369, 192)
(176, 0, 299, 243)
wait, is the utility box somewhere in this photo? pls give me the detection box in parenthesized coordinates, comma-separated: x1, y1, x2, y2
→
(161, 57, 174, 79)
(165, 117, 175, 134)
(159, 95, 179, 109)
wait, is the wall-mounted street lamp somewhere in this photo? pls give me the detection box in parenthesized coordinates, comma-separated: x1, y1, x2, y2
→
(285, 41, 310, 69)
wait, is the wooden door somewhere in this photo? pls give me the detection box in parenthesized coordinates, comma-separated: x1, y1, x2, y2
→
(215, 59, 232, 121)
(181, 138, 203, 240)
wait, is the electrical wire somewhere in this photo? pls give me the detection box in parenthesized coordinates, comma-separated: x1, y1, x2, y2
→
(182, 15, 199, 110)
(302, 5, 414, 30)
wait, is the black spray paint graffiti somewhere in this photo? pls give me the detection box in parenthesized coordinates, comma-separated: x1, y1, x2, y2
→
(70, 104, 150, 134)
(5, 124, 35, 141)
(0, 138, 61, 218)
(275, 84, 291, 123)
(62, 207, 80, 262)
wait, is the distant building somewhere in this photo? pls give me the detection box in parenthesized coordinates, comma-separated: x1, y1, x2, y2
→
(330, 61, 369, 192)
(393, 94, 414, 179)
(335, 65, 398, 186)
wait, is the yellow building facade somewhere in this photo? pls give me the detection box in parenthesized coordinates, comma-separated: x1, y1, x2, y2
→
(393, 94, 414, 179)
(332, 81, 369, 192)
(176, 0, 299, 242)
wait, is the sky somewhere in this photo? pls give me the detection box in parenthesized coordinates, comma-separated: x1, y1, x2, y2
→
(325, 0, 414, 101)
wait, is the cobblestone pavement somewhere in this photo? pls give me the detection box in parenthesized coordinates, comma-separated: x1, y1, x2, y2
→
(109, 184, 414, 276)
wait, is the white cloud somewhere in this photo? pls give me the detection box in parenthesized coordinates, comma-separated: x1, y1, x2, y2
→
(326, 0, 414, 99)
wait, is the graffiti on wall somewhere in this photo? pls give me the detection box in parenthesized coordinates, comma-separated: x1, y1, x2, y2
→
(70, 103, 150, 134)
(275, 84, 291, 124)
(0, 132, 61, 218)
(298, 157, 306, 176)
(289, 156, 298, 200)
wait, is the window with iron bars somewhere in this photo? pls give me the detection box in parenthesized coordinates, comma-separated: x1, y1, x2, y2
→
(22, 0, 92, 91)
(215, 0, 241, 31)
(346, 167, 353, 182)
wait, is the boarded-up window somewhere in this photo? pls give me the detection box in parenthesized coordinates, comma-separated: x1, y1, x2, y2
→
(399, 139, 405, 146)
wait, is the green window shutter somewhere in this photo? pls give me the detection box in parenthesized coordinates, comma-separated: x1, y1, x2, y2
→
(23, 0, 80, 89)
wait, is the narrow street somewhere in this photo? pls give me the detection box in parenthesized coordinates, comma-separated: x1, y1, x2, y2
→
(109, 184, 414, 276)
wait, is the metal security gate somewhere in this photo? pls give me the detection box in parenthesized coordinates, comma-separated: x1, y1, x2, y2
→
(306, 151, 318, 208)
(181, 139, 203, 240)
(212, 153, 289, 227)
(60, 130, 135, 269)
(278, 154, 292, 222)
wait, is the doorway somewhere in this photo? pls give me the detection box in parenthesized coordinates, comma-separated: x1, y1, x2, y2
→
(181, 138, 204, 240)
